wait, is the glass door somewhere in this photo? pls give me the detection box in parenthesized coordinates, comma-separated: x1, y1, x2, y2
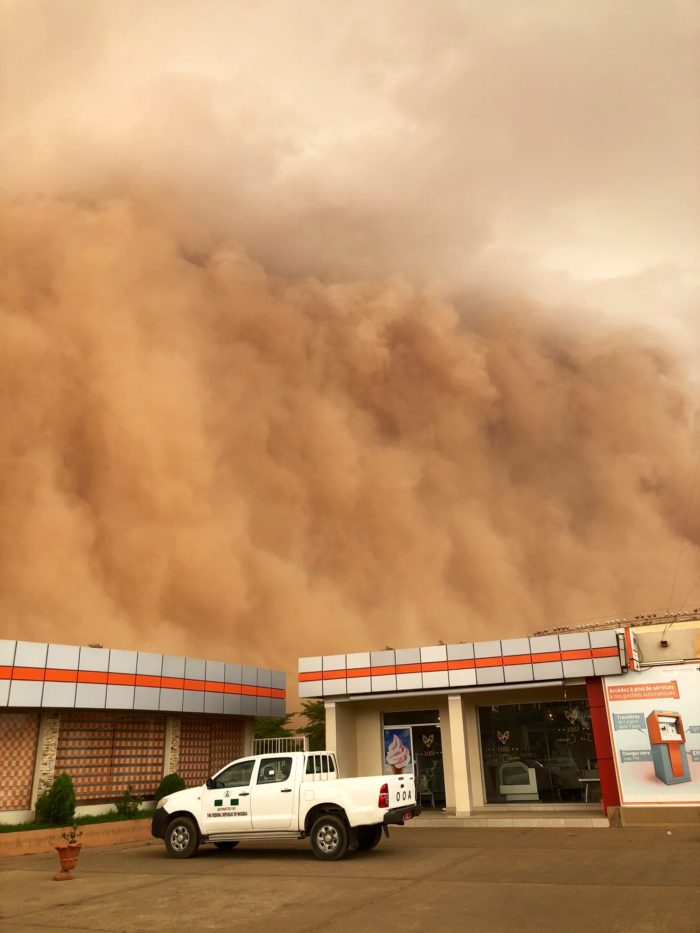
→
(382, 710, 445, 809)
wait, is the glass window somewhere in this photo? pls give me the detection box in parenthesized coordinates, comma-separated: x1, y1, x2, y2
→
(478, 701, 599, 804)
(257, 756, 293, 784)
(305, 753, 335, 774)
(213, 759, 254, 789)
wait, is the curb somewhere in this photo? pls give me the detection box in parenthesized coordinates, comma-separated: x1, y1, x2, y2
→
(0, 819, 152, 857)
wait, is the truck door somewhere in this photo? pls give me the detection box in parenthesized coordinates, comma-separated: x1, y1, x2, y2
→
(250, 755, 296, 830)
(201, 758, 255, 836)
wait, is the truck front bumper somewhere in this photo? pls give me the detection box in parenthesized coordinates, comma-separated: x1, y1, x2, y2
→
(151, 807, 168, 839)
(383, 803, 422, 826)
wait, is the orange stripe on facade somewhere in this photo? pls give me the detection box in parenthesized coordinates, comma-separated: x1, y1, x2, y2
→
(531, 652, 561, 663)
(322, 670, 346, 680)
(161, 676, 184, 689)
(10, 666, 45, 681)
(474, 657, 503, 668)
(420, 661, 446, 673)
(592, 646, 618, 658)
(561, 649, 592, 661)
(369, 665, 395, 676)
(347, 668, 371, 678)
(396, 663, 422, 674)
(76, 670, 108, 684)
(134, 674, 161, 688)
(447, 659, 476, 670)
(502, 654, 532, 665)
(107, 672, 136, 686)
(45, 669, 78, 683)
(2, 664, 286, 700)
(184, 679, 207, 691)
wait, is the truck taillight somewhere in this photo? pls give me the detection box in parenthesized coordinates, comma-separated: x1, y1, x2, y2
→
(378, 783, 389, 808)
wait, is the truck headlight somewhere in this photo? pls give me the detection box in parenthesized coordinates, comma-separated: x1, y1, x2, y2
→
(156, 796, 170, 809)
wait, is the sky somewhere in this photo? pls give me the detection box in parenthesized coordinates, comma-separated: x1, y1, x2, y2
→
(1, 1, 699, 690)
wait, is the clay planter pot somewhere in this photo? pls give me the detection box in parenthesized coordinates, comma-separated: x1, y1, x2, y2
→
(54, 844, 81, 881)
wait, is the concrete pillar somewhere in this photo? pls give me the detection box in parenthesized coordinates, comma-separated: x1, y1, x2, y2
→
(163, 715, 181, 776)
(243, 716, 256, 755)
(464, 701, 485, 808)
(325, 702, 337, 753)
(31, 710, 60, 807)
(447, 695, 472, 816)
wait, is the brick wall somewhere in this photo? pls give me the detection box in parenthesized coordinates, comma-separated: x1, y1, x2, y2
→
(55, 711, 166, 803)
(179, 715, 244, 786)
(0, 709, 246, 811)
(0, 712, 40, 810)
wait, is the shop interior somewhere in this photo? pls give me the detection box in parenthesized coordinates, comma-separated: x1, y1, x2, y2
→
(479, 700, 601, 804)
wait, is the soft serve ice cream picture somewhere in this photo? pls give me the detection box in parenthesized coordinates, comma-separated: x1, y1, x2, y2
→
(384, 729, 413, 775)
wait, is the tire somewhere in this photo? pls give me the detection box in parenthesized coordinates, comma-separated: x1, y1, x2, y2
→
(164, 816, 200, 859)
(214, 841, 239, 851)
(310, 813, 350, 861)
(356, 825, 382, 852)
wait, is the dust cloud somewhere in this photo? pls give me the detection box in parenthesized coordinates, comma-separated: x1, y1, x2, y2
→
(1, 198, 698, 670)
(1, 1, 699, 674)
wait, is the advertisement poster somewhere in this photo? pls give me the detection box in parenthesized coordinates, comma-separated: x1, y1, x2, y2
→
(383, 727, 413, 776)
(604, 662, 700, 804)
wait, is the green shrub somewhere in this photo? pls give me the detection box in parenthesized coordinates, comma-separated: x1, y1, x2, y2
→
(154, 772, 186, 803)
(114, 786, 142, 818)
(35, 773, 76, 825)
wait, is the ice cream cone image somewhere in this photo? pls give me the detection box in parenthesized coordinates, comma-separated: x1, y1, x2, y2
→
(385, 733, 411, 773)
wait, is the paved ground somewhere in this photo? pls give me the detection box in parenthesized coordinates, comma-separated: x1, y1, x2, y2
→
(1, 826, 699, 933)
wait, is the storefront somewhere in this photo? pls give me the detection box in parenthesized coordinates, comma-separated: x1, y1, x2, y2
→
(299, 628, 631, 817)
(301, 623, 700, 823)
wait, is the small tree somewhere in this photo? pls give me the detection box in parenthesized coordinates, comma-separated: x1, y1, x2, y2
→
(296, 700, 325, 751)
(35, 773, 76, 825)
(254, 714, 295, 739)
(154, 773, 186, 803)
(114, 786, 141, 818)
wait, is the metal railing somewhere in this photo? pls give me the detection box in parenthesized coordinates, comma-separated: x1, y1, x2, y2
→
(253, 736, 309, 755)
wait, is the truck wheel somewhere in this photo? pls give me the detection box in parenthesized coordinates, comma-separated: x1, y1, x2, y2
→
(164, 816, 200, 859)
(214, 841, 239, 850)
(356, 825, 382, 851)
(310, 814, 350, 861)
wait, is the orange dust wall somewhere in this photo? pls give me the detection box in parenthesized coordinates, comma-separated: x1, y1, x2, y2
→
(0, 712, 40, 810)
(54, 711, 166, 803)
(178, 715, 244, 786)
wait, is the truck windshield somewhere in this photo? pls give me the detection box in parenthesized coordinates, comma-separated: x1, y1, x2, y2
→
(213, 759, 255, 788)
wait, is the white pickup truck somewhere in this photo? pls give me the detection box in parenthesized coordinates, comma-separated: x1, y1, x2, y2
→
(151, 750, 421, 861)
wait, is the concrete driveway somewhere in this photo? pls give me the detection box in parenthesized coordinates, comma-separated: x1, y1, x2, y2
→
(1, 826, 698, 933)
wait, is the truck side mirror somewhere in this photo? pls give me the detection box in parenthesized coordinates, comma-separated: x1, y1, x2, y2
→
(205, 777, 215, 789)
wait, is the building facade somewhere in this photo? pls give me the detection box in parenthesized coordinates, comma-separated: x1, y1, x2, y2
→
(0, 639, 285, 824)
(299, 621, 700, 823)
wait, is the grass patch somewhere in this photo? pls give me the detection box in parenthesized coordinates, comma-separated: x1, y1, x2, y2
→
(0, 809, 152, 833)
